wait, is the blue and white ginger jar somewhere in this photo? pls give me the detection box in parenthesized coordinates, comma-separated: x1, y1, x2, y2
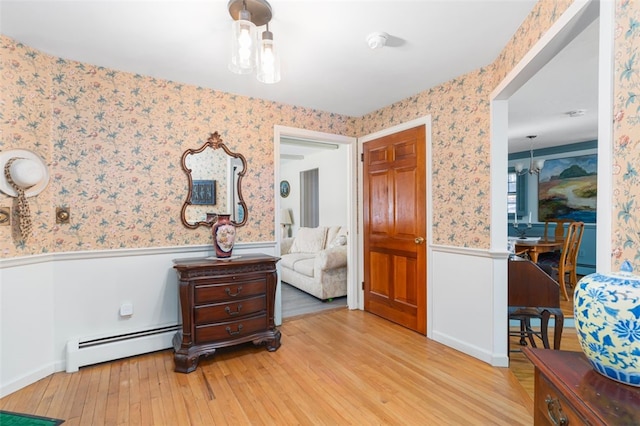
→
(574, 260, 640, 386)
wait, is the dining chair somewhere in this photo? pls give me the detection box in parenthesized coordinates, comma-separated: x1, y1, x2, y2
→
(548, 221, 585, 301)
(543, 218, 575, 242)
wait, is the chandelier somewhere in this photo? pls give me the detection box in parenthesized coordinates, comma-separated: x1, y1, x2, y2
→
(515, 135, 545, 176)
(228, 0, 281, 84)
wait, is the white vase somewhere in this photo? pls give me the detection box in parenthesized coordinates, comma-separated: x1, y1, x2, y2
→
(574, 260, 640, 387)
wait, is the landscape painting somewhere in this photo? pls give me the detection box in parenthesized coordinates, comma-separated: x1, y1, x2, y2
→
(538, 154, 597, 223)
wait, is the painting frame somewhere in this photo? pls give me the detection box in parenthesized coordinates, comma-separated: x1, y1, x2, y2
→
(191, 180, 216, 205)
(538, 153, 597, 223)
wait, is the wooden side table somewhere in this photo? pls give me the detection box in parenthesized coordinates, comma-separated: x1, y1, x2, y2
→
(172, 254, 281, 373)
(523, 348, 640, 425)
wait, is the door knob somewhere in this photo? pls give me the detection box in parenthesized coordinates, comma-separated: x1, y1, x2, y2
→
(415, 237, 425, 244)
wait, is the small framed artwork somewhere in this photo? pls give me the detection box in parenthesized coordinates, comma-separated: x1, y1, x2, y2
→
(192, 180, 216, 205)
(280, 180, 290, 198)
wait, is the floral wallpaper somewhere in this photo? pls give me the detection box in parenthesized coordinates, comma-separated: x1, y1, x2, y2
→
(0, 35, 355, 257)
(1, 0, 639, 272)
(612, 0, 640, 270)
(357, 0, 573, 247)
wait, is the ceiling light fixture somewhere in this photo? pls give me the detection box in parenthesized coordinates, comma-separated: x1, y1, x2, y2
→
(228, 0, 280, 84)
(515, 135, 545, 176)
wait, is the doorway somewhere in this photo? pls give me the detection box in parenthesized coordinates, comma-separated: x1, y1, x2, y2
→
(274, 126, 357, 323)
(491, 0, 614, 361)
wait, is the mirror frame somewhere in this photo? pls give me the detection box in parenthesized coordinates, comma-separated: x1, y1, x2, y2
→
(180, 131, 248, 228)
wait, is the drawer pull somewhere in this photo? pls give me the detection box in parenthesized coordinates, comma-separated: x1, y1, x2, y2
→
(225, 286, 243, 297)
(225, 304, 243, 316)
(226, 324, 244, 336)
(545, 395, 568, 426)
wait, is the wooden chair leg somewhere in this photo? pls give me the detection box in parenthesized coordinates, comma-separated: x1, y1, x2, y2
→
(558, 270, 570, 301)
(524, 318, 537, 348)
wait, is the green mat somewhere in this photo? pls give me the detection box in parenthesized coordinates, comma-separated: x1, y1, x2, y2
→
(0, 410, 64, 425)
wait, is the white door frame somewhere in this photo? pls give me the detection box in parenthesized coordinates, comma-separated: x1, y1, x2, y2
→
(357, 116, 433, 338)
(490, 0, 613, 360)
(273, 125, 358, 323)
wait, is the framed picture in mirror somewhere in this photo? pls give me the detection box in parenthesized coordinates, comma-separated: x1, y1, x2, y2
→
(191, 180, 216, 205)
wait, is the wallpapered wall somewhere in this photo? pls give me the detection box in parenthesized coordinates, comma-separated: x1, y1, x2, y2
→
(1, 0, 639, 270)
(612, 0, 640, 270)
(0, 35, 356, 257)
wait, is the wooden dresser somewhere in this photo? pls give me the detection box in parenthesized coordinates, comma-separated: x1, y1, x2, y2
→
(524, 348, 640, 425)
(172, 254, 281, 373)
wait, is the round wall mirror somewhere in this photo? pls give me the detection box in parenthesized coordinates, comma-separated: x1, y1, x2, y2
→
(180, 132, 247, 228)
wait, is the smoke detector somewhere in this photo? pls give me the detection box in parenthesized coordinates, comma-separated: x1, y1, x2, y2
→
(366, 32, 389, 50)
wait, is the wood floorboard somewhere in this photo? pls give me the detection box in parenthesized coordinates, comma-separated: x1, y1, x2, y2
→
(1, 308, 586, 425)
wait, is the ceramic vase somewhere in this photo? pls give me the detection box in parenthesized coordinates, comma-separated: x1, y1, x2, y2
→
(574, 260, 640, 387)
(211, 214, 236, 258)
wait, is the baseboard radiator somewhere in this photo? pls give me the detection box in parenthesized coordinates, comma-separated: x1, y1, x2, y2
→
(66, 324, 180, 373)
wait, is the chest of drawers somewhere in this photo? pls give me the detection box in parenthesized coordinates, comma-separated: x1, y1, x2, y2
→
(172, 254, 281, 373)
(524, 348, 640, 425)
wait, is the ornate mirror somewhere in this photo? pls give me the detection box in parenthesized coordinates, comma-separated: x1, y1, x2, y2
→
(180, 132, 247, 228)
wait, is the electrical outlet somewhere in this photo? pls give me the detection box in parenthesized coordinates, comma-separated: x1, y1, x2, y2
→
(119, 303, 133, 317)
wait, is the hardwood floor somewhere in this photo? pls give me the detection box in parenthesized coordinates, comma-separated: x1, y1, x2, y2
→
(0, 309, 582, 425)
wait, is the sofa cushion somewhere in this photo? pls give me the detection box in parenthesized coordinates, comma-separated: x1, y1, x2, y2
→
(328, 234, 347, 248)
(293, 258, 315, 277)
(280, 253, 315, 270)
(290, 227, 327, 253)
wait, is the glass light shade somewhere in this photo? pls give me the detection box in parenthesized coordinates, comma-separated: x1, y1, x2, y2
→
(229, 16, 257, 75)
(257, 30, 280, 84)
(535, 159, 545, 171)
(514, 163, 524, 173)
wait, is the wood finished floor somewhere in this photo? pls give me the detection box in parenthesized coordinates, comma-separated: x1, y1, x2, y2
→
(0, 308, 582, 425)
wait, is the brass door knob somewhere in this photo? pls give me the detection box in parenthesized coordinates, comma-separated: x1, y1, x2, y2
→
(415, 237, 425, 244)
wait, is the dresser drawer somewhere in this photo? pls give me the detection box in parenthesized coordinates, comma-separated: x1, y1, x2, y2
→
(195, 278, 266, 304)
(195, 314, 268, 343)
(535, 373, 584, 425)
(194, 295, 266, 324)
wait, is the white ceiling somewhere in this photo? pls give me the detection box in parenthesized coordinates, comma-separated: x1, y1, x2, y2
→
(0, 1, 598, 155)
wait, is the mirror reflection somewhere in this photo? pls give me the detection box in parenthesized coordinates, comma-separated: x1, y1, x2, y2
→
(180, 132, 247, 228)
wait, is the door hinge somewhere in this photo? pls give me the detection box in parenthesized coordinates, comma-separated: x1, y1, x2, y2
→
(360, 153, 364, 162)
(362, 281, 365, 290)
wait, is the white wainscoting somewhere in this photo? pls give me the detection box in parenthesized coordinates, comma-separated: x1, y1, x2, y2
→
(0, 242, 277, 397)
(429, 245, 510, 368)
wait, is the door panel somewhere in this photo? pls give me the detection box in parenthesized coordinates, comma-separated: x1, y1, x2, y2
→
(363, 125, 427, 334)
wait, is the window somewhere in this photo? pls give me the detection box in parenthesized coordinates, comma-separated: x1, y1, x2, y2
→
(508, 169, 527, 218)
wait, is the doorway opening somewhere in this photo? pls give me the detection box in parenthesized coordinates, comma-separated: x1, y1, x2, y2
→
(491, 0, 613, 363)
(274, 126, 357, 322)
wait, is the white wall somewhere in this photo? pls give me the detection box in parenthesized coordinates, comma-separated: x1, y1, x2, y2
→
(0, 242, 277, 397)
(280, 145, 349, 236)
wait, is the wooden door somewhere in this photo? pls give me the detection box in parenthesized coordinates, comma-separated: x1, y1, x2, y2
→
(363, 125, 427, 334)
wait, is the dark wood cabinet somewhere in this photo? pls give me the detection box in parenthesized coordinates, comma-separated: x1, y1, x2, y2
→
(524, 348, 640, 425)
(172, 254, 281, 373)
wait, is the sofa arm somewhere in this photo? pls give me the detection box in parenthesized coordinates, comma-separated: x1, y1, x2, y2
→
(281, 238, 295, 255)
(315, 245, 347, 270)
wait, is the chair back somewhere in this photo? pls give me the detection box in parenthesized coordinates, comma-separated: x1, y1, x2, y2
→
(543, 218, 575, 242)
(559, 221, 584, 270)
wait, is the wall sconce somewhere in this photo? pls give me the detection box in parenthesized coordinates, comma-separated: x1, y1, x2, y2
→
(0, 149, 50, 240)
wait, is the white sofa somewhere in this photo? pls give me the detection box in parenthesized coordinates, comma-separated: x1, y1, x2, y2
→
(280, 226, 348, 300)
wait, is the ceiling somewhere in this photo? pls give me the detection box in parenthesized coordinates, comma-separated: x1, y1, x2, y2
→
(1, 1, 598, 155)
